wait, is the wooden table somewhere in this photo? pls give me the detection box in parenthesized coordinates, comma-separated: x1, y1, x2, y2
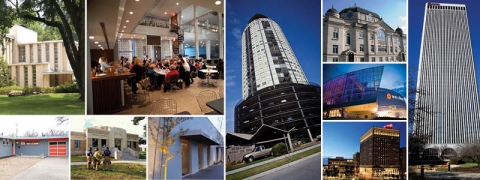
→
(206, 98, 224, 114)
(91, 71, 136, 114)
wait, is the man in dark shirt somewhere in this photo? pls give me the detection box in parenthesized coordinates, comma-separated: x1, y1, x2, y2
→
(103, 147, 112, 171)
(86, 147, 93, 169)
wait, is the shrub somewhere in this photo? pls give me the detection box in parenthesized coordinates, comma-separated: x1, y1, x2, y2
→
(55, 83, 79, 93)
(272, 142, 288, 157)
(41, 87, 56, 93)
(450, 157, 465, 164)
(226, 162, 233, 167)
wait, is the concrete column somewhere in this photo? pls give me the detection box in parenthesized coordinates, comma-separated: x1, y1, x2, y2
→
(206, 40, 211, 59)
(114, 40, 119, 62)
(178, 11, 184, 55)
(218, 12, 224, 58)
(287, 133, 293, 153)
(194, 5, 199, 59)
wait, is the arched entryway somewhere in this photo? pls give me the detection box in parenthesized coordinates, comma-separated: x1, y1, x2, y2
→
(348, 52, 354, 62)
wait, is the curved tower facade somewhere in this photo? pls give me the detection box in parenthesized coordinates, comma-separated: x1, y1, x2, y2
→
(415, 3, 480, 146)
(241, 14, 308, 100)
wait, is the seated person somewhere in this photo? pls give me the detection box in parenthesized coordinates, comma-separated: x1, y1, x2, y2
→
(146, 64, 163, 90)
(164, 65, 179, 92)
(99, 57, 111, 72)
(128, 57, 145, 96)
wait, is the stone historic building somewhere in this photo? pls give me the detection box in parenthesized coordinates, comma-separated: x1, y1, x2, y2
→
(70, 126, 140, 156)
(323, 5, 407, 62)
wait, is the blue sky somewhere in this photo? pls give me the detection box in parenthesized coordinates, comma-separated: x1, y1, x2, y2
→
(323, 0, 407, 35)
(225, 0, 321, 133)
(323, 122, 406, 164)
(324, 64, 406, 96)
(409, 0, 480, 94)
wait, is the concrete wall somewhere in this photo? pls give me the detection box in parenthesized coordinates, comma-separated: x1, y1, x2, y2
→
(0, 138, 13, 157)
(148, 117, 223, 179)
(15, 139, 49, 156)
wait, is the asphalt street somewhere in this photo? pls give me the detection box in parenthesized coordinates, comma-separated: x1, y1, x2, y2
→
(253, 153, 321, 180)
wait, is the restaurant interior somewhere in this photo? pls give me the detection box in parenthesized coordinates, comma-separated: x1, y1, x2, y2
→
(86, 0, 224, 115)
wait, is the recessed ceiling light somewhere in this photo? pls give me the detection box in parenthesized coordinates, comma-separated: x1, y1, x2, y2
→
(164, 12, 167, 15)
(98, 45, 101, 47)
(215, 1, 221, 5)
(133, 35, 136, 36)
(94, 42, 98, 44)
(89, 36, 94, 39)
(122, 30, 124, 32)
(123, 26, 126, 28)
(135, 0, 139, 1)
(129, 12, 133, 14)
(176, 2, 179, 5)
(126, 20, 129, 23)
(181, 15, 183, 18)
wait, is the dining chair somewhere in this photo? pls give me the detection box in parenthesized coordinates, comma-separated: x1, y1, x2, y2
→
(196, 90, 218, 114)
(150, 98, 177, 115)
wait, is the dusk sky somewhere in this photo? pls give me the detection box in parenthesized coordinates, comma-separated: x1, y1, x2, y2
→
(409, 0, 480, 96)
(225, 0, 321, 133)
(323, 64, 406, 96)
(323, 0, 407, 35)
(323, 122, 407, 164)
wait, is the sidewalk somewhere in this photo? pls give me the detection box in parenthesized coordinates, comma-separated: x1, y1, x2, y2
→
(183, 162, 224, 180)
(71, 159, 146, 165)
(226, 143, 320, 175)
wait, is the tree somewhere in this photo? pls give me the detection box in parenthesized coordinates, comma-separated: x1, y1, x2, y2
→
(408, 66, 435, 161)
(0, 57, 14, 87)
(132, 116, 146, 137)
(55, 116, 69, 126)
(458, 143, 480, 167)
(24, 129, 38, 137)
(4, 0, 85, 100)
(45, 128, 68, 136)
(149, 117, 190, 180)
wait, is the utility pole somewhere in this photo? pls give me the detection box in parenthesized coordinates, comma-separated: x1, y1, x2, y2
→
(15, 123, 18, 138)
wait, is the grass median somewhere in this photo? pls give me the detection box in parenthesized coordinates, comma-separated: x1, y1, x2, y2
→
(226, 147, 320, 180)
(71, 163, 146, 179)
(0, 93, 84, 114)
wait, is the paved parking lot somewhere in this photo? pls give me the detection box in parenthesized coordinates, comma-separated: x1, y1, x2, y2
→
(10, 157, 69, 180)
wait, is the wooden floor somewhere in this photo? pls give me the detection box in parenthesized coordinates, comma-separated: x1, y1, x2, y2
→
(116, 76, 224, 115)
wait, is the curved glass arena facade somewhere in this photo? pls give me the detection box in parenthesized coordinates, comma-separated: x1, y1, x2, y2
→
(234, 83, 321, 141)
(323, 66, 406, 119)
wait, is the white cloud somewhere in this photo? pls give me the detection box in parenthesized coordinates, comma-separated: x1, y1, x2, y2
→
(399, 16, 407, 21)
(0, 116, 69, 137)
(70, 116, 146, 137)
(232, 27, 242, 47)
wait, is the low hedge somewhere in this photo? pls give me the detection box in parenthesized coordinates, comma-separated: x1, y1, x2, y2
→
(272, 142, 288, 157)
(0, 83, 79, 95)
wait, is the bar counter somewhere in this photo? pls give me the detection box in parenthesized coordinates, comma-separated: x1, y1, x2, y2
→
(92, 71, 135, 114)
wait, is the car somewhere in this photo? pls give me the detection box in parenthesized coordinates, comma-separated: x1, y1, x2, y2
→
(243, 145, 272, 163)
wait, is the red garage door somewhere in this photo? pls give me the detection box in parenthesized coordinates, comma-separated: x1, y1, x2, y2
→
(49, 138, 67, 157)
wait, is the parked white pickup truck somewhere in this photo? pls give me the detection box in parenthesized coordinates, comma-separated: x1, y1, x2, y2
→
(243, 145, 272, 163)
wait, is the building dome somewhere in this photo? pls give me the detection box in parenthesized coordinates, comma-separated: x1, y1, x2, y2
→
(327, 7, 337, 13)
(395, 27, 404, 35)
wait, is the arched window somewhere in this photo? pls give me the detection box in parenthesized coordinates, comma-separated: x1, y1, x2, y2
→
(377, 29, 386, 41)
(346, 33, 351, 45)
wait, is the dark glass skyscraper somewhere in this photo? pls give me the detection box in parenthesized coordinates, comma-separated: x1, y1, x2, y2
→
(415, 3, 480, 146)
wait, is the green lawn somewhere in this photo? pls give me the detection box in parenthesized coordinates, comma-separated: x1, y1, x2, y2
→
(71, 155, 116, 162)
(71, 163, 146, 179)
(139, 151, 146, 159)
(0, 93, 84, 114)
(226, 147, 320, 180)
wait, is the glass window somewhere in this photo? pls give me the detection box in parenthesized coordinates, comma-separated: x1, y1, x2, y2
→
(133, 142, 137, 149)
(395, 47, 398, 53)
(127, 141, 132, 148)
(372, 57, 376, 62)
(24, 65, 28, 86)
(101, 139, 107, 148)
(37, 44, 42, 63)
(54, 43, 58, 71)
(360, 58, 365, 62)
(377, 30, 386, 41)
(370, 33, 374, 40)
(360, 44, 364, 52)
(346, 33, 350, 45)
(359, 32, 364, 39)
(370, 45, 374, 52)
(46, 44, 50, 62)
(32, 65, 36, 86)
(333, 28, 339, 39)
(92, 138, 98, 148)
(29, 45, 33, 63)
(75, 140, 80, 148)
(379, 57, 383, 62)
(19, 46, 25, 63)
(390, 46, 393, 53)
(333, 58, 339, 62)
(333, 45, 338, 54)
